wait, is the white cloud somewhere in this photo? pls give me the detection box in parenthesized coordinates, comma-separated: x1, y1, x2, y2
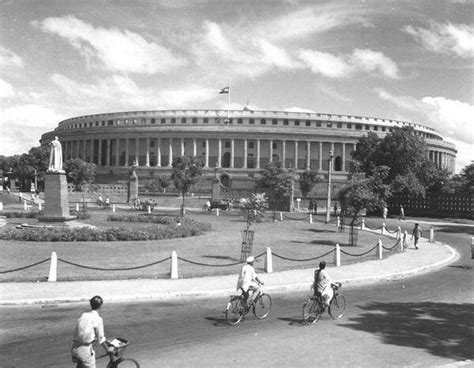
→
(0, 46, 24, 68)
(33, 16, 187, 74)
(403, 22, 474, 59)
(298, 48, 399, 79)
(0, 79, 14, 98)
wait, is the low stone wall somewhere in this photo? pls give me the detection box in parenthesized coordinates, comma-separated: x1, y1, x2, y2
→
(68, 184, 128, 203)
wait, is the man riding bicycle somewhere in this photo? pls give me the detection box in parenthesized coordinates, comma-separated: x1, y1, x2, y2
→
(313, 261, 334, 311)
(236, 256, 264, 307)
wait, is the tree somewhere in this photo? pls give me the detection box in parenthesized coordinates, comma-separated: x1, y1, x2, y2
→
(350, 132, 381, 176)
(145, 175, 171, 193)
(170, 156, 204, 216)
(450, 163, 474, 194)
(255, 161, 293, 216)
(64, 158, 98, 210)
(298, 170, 321, 199)
(239, 192, 267, 233)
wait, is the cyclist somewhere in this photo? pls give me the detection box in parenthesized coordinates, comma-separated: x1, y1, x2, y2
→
(71, 295, 114, 368)
(236, 256, 264, 308)
(313, 261, 333, 311)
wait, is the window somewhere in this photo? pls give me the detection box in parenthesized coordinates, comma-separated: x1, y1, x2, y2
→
(133, 119, 137, 124)
(171, 118, 176, 124)
(365, 125, 370, 130)
(96, 121, 99, 126)
(327, 122, 332, 127)
(125, 120, 129, 125)
(225, 141, 231, 148)
(248, 142, 254, 149)
(356, 124, 362, 130)
(202, 141, 206, 147)
(102, 121, 105, 126)
(204, 118, 209, 123)
(181, 118, 186, 124)
(337, 122, 342, 128)
(316, 122, 321, 127)
(150, 141, 155, 147)
(160, 118, 166, 124)
(192, 118, 197, 124)
(141, 118, 146, 124)
(382, 127, 386, 132)
(90, 122, 93, 127)
(272, 142, 277, 149)
(374, 126, 378, 131)
(107, 120, 114, 126)
(151, 118, 156, 124)
(227, 118, 233, 124)
(294, 119, 300, 126)
(347, 123, 352, 129)
(249, 119, 255, 124)
(238, 118, 243, 124)
(272, 119, 277, 125)
(283, 119, 289, 125)
(305, 120, 311, 126)
(260, 118, 266, 125)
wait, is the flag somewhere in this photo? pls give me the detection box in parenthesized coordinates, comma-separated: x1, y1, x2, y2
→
(219, 86, 229, 94)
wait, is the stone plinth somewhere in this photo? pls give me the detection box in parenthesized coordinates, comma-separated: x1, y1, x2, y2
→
(39, 172, 75, 222)
(211, 178, 220, 201)
(128, 169, 138, 203)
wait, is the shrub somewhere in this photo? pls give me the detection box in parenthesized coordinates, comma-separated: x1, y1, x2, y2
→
(0, 211, 43, 218)
(71, 211, 91, 219)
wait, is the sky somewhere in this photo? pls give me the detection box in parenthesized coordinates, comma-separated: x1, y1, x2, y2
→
(0, 0, 472, 172)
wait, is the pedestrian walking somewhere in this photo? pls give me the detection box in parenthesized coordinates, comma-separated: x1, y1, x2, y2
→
(399, 205, 405, 221)
(411, 223, 422, 249)
(308, 200, 314, 215)
(334, 203, 338, 216)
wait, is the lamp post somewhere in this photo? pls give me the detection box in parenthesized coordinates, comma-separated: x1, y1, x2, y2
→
(325, 150, 334, 223)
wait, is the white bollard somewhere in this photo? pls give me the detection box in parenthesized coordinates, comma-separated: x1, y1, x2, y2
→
(429, 227, 435, 243)
(0, 202, 3, 211)
(147, 205, 151, 214)
(334, 244, 341, 267)
(399, 233, 404, 252)
(48, 251, 57, 282)
(381, 223, 386, 235)
(397, 226, 402, 240)
(280, 212, 283, 221)
(471, 236, 474, 259)
(76, 203, 79, 212)
(38, 202, 42, 211)
(216, 208, 220, 217)
(112, 204, 116, 212)
(23, 201, 28, 211)
(170, 251, 178, 279)
(336, 216, 340, 228)
(361, 218, 365, 230)
(404, 230, 408, 248)
(377, 239, 383, 259)
(264, 247, 273, 273)
(309, 214, 313, 224)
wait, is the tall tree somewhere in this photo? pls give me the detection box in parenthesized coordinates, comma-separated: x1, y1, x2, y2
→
(171, 156, 204, 216)
(64, 158, 98, 209)
(255, 161, 293, 215)
(298, 170, 321, 200)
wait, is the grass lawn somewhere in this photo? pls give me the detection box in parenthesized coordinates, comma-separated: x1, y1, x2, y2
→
(0, 208, 402, 282)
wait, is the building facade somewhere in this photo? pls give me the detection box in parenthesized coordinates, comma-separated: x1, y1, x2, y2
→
(40, 109, 457, 190)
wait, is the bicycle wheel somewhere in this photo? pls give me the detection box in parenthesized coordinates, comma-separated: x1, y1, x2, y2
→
(329, 294, 346, 320)
(116, 358, 140, 368)
(302, 297, 323, 324)
(226, 297, 245, 325)
(253, 293, 272, 319)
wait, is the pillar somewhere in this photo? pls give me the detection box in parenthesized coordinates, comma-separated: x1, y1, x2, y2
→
(125, 138, 129, 166)
(48, 251, 57, 282)
(342, 143, 346, 172)
(115, 138, 120, 166)
(193, 138, 197, 157)
(264, 247, 273, 273)
(269, 139, 273, 162)
(145, 138, 150, 167)
(334, 244, 341, 267)
(294, 140, 298, 169)
(181, 138, 185, 156)
(170, 251, 178, 279)
(157, 138, 161, 167)
(98, 139, 103, 166)
(319, 142, 323, 171)
(306, 141, 310, 170)
(217, 139, 222, 167)
(168, 138, 173, 167)
(282, 140, 286, 168)
(205, 139, 209, 167)
(244, 139, 248, 169)
(231, 139, 235, 168)
(256, 139, 261, 169)
(135, 138, 139, 165)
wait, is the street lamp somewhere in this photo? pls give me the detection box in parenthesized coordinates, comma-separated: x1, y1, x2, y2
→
(325, 149, 334, 223)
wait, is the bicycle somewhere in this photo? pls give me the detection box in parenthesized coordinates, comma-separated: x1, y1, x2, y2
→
(103, 337, 140, 368)
(225, 284, 272, 325)
(302, 282, 346, 324)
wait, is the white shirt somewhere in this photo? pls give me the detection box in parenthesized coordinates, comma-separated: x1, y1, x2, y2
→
(314, 269, 331, 294)
(72, 310, 106, 345)
(236, 264, 257, 292)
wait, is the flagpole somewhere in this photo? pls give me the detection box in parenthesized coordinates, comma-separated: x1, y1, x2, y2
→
(227, 83, 230, 121)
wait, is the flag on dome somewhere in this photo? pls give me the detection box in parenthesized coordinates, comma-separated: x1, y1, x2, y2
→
(219, 86, 229, 94)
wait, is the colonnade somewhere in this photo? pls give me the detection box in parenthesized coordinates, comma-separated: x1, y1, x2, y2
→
(62, 137, 357, 172)
(428, 150, 456, 171)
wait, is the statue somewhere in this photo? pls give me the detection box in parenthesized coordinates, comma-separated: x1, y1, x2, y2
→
(48, 136, 64, 173)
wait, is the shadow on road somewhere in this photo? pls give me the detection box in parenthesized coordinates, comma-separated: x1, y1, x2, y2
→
(277, 316, 307, 327)
(341, 302, 474, 361)
(205, 316, 229, 327)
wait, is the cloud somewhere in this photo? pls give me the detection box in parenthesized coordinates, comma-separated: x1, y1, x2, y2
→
(298, 49, 399, 79)
(0, 79, 14, 98)
(0, 46, 24, 68)
(33, 16, 187, 74)
(403, 22, 474, 59)
(0, 104, 65, 155)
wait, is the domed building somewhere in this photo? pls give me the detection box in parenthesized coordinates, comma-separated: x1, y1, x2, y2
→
(40, 109, 457, 193)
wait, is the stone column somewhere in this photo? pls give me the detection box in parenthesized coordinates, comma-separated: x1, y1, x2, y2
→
(256, 139, 261, 169)
(135, 138, 139, 165)
(181, 138, 185, 156)
(282, 140, 286, 168)
(156, 138, 161, 167)
(294, 140, 298, 169)
(231, 139, 235, 168)
(244, 139, 248, 169)
(269, 139, 273, 162)
(205, 139, 209, 167)
(193, 139, 197, 156)
(217, 139, 222, 167)
(125, 138, 129, 166)
(306, 141, 311, 170)
(106, 139, 111, 166)
(168, 138, 173, 167)
(98, 139, 103, 166)
(342, 143, 346, 172)
(115, 138, 120, 166)
(145, 138, 150, 167)
(319, 142, 323, 171)
(86, 139, 90, 162)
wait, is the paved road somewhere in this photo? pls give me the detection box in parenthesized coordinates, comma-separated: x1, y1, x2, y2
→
(0, 226, 472, 368)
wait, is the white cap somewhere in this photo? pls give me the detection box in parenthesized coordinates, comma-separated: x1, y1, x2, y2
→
(246, 256, 255, 263)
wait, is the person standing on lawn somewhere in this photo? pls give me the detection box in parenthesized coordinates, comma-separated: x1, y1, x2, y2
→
(411, 223, 423, 249)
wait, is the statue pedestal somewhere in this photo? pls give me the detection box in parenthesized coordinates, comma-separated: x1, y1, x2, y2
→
(211, 178, 221, 201)
(39, 172, 75, 222)
(128, 169, 138, 203)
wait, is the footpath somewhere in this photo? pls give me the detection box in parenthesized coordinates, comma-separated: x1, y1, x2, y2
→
(0, 237, 458, 306)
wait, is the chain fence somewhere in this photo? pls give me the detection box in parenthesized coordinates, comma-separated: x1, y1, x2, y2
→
(57, 257, 171, 271)
(0, 257, 51, 274)
(272, 248, 335, 262)
(382, 238, 401, 251)
(339, 243, 379, 257)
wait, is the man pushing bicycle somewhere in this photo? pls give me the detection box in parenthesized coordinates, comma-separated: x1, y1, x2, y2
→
(236, 256, 264, 308)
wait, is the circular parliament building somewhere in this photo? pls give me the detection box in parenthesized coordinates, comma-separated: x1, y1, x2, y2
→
(40, 109, 457, 193)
